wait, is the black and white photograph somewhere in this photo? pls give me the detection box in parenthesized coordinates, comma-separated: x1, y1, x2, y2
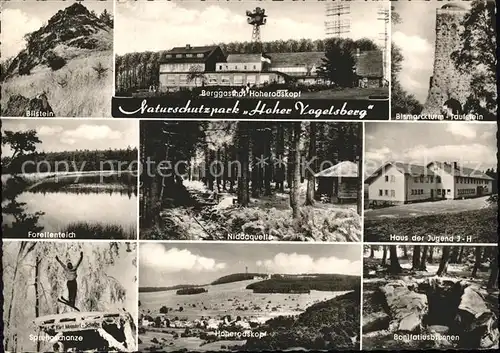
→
(362, 245, 499, 350)
(2, 241, 138, 352)
(363, 122, 498, 243)
(1, 119, 138, 239)
(1, 0, 114, 117)
(138, 242, 361, 352)
(139, 121, 362, 241)
(391, 0, 497, 120)
(114, 0, 389, 100)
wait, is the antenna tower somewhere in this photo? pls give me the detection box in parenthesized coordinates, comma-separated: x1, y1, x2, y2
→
(325, 3, 351, 38)
(246, 7, 267, 43)
(378, 7, 390, 80)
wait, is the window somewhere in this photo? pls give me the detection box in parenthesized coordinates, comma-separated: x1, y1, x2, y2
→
(420, 189, 423, 195)
(186, 54, 193, 58)
(166, 75, 176, 85)
(221, 76, 230, 85)
(385, 176, 389, 182)
(384, 190, 388, 196)
(391, 190, 395, 197)
(437, 189, 442, 195)
(219, 65, 223, 70)
(175, 54, 182, 58)
(253, 65, 257, 69)
(197, 53, 204, 58)
(411, 189, 415, 195)
(447, 189, 451, 195)
(430, 176, 434, 183)
(235, 65, 238, 70)
(414, 177, 419, 183)
(234, 75, 244, 85)
(379, 189, 383, 196)
(179, 75, 187, 85)
(390, 175, 396, 182)
(436, 176, 441, 183)
(244, 65, 247, 70)
(207, 75, 218, 84)
(420, 176, 424, 183)
(247, 75, 256, 84)
(260, 74, 270, 83)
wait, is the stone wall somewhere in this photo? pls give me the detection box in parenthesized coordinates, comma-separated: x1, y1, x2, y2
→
(422, 8, 472, 115)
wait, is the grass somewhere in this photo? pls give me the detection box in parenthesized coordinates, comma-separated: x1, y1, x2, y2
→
(364, 196, 492, 220)
(364, 204, 498, 243)
(246, 274, 360, 294)
(62, 221, 136, 240)
(1, 48, 113, 117)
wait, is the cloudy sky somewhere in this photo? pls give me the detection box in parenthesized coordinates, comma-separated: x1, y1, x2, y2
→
(115, 0, 387, 55)
(392, 1, 471, 103)
(1, 0, 113, 59)
(1, 119, 138, 154)
(139, 243, 361, 287)
(364, 122, 497, 177)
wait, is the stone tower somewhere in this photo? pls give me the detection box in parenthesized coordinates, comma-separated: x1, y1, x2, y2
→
(422, 4, 471, 115)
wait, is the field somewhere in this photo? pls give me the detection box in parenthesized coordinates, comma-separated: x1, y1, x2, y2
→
(139, 278, 356, 351)
(364, 197, 498, 243)
(1, 49, 113, 117)
(365, 196, 491, 220)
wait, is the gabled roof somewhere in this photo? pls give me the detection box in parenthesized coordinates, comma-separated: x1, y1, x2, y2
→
(428, 162, 494, 180)
(226, 54, 263, 63)
(315, 161, 358, 178)
(365, 161, 435, 183)
(268, 52, 326, 67)
(355, 50, 384, 78)
(168, 45, 220, 55)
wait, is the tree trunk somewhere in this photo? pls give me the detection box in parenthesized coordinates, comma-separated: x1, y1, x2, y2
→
(237, 122, 250, 206)
(487, 253, 498, 289)
(276, 123, 285, 192)
(382, 245, 388, 266)
(471, 246, 483, 278)
(403, 246, 408, 259)
(35, 256, 41, 352)
(264, 125, 272, 196)
(305, 122, 316, 206)
(419, 246, 428, 271)
(437, 246, 451, 276)
(389, 246, 402, 274)
(356, 123, 363, 215)
(369, 246, 375, 258)
(428, 247, 434, 263)
(457, 246, 465, 263)
(290, 123, 302, 219)
(412, 245, 421, 270)
(450, 246, 460, 263)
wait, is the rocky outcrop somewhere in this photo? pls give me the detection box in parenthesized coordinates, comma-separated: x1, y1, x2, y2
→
(364, 277, 499, 349)
(379, 280, 428, 332)
(4, 2, 112, 78)
(2, 93, 55, 117)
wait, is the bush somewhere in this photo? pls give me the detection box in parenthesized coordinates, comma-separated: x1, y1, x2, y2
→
(159, 305, 168, 314)
(176, 287, 207, 295)
(45, 50, 67, 71)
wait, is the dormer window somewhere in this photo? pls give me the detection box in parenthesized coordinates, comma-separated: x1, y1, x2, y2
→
(166, 54, 173, 58)
(175, 54, 182, 58)
(186, 54, 193, 58)
(197, 53, 204, 58)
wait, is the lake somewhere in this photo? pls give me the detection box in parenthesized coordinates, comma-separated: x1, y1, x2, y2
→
(2, 171, 137, 239)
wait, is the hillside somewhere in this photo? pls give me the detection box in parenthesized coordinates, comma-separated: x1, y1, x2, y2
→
(1, 2, 113, 117)
(246, 274, 361, 294)
(244, 288, 361, 350)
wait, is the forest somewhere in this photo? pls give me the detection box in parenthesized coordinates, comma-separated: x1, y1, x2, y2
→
(363, 245, 498, 349)
(115, 37, 381, 94)
(246, 274, 360, 294)
(2, 241, 137, 352)
(140, 121, 362, 241)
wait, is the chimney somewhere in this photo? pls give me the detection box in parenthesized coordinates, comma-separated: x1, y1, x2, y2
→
(185, 44, 191, 50)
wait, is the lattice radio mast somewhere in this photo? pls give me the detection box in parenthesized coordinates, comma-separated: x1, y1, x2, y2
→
(325, 3, 351, 38)
(378, 7, 390, 80)
(246, 7, 267, 43)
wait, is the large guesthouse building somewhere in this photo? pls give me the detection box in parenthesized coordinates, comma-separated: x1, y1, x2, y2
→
(158, 44, 384, 91)
(365, 161, 494, 206)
